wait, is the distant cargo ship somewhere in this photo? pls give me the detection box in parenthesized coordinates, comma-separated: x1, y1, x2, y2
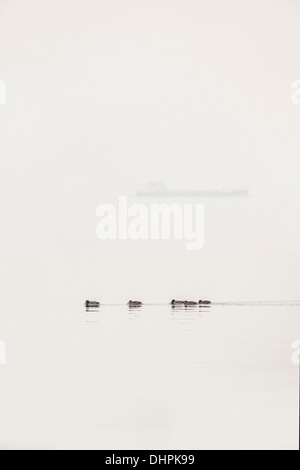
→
(136, 183, 248, 198)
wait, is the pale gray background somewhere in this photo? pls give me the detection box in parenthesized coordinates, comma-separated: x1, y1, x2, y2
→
(0, 0, 300, 450)
(1, 0, 300, 302)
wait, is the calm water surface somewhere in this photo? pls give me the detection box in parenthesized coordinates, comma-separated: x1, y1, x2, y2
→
(0, 301, 299, 449)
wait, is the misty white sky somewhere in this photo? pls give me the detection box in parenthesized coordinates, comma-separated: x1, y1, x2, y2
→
(0, 0, 300, 302)
(1, 0, 300, 196)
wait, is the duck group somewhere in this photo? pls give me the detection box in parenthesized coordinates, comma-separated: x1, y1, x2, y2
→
(171, 299, 211, 306)
(85, 299, 211, 308)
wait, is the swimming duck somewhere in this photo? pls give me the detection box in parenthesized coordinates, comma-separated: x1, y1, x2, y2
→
(127, 300, 142, 307)
(184, 300, 198, 306)
(198, 300, 211, 305)
(170, 299, 185, 305)
(85, 300, 100, 308)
